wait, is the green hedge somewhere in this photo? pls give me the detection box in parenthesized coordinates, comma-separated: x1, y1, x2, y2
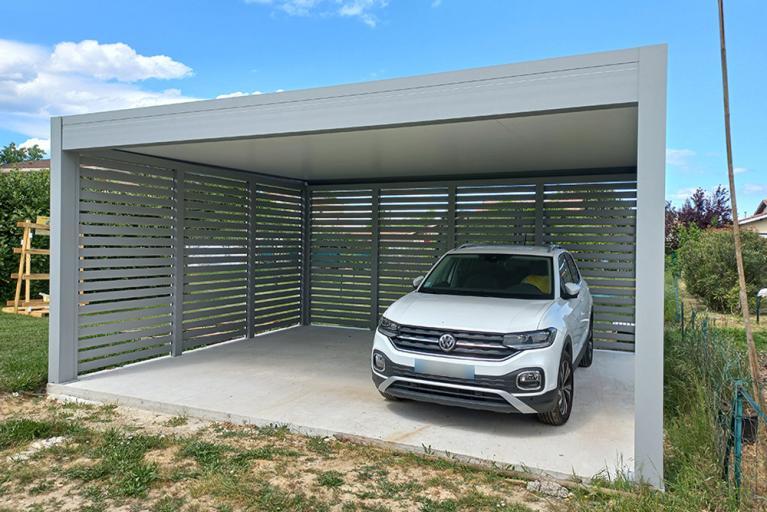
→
(679, 227, 767, 313)
(0, 170, 50, 302)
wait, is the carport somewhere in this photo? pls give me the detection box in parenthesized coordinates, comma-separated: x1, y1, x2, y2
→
(47, 46, 667, 486)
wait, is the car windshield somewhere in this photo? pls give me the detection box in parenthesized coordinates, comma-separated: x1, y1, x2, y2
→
(419, 253, 554, 300)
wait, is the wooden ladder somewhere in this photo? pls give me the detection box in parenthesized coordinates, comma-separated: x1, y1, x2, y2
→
(4, 217, 50, 316)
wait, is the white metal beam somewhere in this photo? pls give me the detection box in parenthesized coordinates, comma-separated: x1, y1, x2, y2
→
(634, 44, 668, 489)
(48, 117, 80, 383)
(61, 48, 640, 151)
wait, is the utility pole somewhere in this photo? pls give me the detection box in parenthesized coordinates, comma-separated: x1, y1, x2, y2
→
(717, 0, 764, 408)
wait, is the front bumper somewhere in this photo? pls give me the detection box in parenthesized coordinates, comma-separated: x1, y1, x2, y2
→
(372, 331, 561, 415)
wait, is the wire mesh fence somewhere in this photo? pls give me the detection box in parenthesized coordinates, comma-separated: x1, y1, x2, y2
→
(669, 277, 765, 508)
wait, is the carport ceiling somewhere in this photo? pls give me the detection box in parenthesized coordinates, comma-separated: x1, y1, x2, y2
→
(126, 105, 637, 182)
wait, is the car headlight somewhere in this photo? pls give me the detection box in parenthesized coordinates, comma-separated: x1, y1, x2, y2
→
(378, 317, 400, 337)
(502, 328, 556, 350)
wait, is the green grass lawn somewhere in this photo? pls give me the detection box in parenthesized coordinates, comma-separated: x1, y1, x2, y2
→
(0, 287, 763, 510)
(0, 312, 48, 393)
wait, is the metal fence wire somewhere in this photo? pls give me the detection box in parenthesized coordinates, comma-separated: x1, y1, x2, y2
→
(671, 278, 765, 508)
(724, 381, 767, 508)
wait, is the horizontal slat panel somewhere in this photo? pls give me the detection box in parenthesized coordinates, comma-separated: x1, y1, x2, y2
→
(310, 188, 372, 327)
(77, 158, 177, 374)
(79, 315, 172, 337)
(182, 172, 250, 350)
(78, 344, 170, 373)
(184, 331, 246, 350)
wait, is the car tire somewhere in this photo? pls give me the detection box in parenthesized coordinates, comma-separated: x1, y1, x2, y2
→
(537, 350, 574, 426)
(578, 313, 594, 368)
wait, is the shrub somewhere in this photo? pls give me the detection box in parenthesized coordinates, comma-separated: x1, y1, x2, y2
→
(0, 170, 50, 302)
(678, 227, 767, 313)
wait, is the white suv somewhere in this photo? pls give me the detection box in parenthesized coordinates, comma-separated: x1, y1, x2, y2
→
(371, 244, 593, 426)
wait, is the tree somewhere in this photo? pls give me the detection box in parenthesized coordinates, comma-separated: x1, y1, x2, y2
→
(0, 143, 46, 165)
(665, 201, 680, 253)
(665, 186, 733, 252)
(677, 186, 732, 228)
(24, 145, 45, 161)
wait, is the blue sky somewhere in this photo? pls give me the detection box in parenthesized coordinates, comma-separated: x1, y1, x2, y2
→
(1, 0, 765, 215)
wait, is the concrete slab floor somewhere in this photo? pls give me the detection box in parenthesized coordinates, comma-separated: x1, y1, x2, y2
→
(48, 325, 634, 480)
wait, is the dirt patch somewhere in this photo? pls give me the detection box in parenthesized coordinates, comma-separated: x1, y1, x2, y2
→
(0, 393, 567, 511)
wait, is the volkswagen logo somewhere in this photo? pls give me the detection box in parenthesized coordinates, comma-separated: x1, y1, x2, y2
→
(438, 333, 456, 352)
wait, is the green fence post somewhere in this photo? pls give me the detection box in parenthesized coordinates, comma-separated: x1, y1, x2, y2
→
(702, 318, 709, 379)
(681, 301, 685, 339)
(733, 384, 744, 492)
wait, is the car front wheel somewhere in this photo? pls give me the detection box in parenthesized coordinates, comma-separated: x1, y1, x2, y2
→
(537, 352, 574, 426)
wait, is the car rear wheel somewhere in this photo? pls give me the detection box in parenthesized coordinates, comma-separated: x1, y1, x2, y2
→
(537, 352, 574, 426)
(578, 313, 594, 368)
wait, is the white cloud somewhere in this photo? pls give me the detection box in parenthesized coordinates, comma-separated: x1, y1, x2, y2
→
(666, 148, 695, 168)
(734, 167, 748, 175)
(0, 40, 48, 81)
(0, 38, 198, 140)
(671, 187, 698, 201)
(744, 183, 767, 195)
(245, 0, 388, 26)
(49, 40, 192, 82)
(215, 90, 264, 99)
(338, 0, 386, 26)
(20, 137, 50, 154)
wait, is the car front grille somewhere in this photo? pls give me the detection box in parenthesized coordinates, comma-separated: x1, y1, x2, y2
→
(390, 325, 517, 360)
(387, 380, 510, 407)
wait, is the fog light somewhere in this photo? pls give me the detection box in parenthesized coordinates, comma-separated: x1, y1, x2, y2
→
(373, 352, 386, 372)
(516, 370, 542, 390)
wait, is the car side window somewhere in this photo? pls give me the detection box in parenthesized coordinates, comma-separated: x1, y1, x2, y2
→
(564, 253, 580, 283)
(558, 254, 574, 290)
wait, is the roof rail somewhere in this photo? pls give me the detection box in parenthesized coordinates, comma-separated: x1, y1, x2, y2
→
(457, 243, 481, 249)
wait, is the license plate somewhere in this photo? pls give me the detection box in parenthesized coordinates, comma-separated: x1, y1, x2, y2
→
(414, 359, 474, 380)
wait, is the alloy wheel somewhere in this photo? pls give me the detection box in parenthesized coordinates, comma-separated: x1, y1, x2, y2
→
(557, 357, 574, 417)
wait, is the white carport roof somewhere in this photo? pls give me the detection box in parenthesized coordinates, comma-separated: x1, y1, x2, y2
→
(61, 47, 642, 182)
(50, 45, 667, 487)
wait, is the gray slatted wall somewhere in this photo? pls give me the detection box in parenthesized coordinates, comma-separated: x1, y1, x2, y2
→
(377, 186, 449, 317)
(77, 157, 176, 373)
(455, 183, 538, 245)
(309, 173, 637, 349)
(182, 171, 250, 350)
(541, 177, 637, 350)
(76, 154, 306, 375)
(309, 188, 373, 328)
(252, 182, 304, 332)
(76, 154, 637, 373)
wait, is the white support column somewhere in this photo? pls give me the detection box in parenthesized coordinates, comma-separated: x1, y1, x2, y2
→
(48, 117, 80, 383)
(634, 44, 667, 489)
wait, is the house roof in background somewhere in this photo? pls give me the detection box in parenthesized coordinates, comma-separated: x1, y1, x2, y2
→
(0, 159, 50, 171)
(741, 199, 767, 225)
(753, 199, 767, 216)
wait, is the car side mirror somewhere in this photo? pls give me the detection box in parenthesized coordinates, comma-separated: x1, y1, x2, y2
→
(564, 282, 581, 298)
(412, 275, 425, 289)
